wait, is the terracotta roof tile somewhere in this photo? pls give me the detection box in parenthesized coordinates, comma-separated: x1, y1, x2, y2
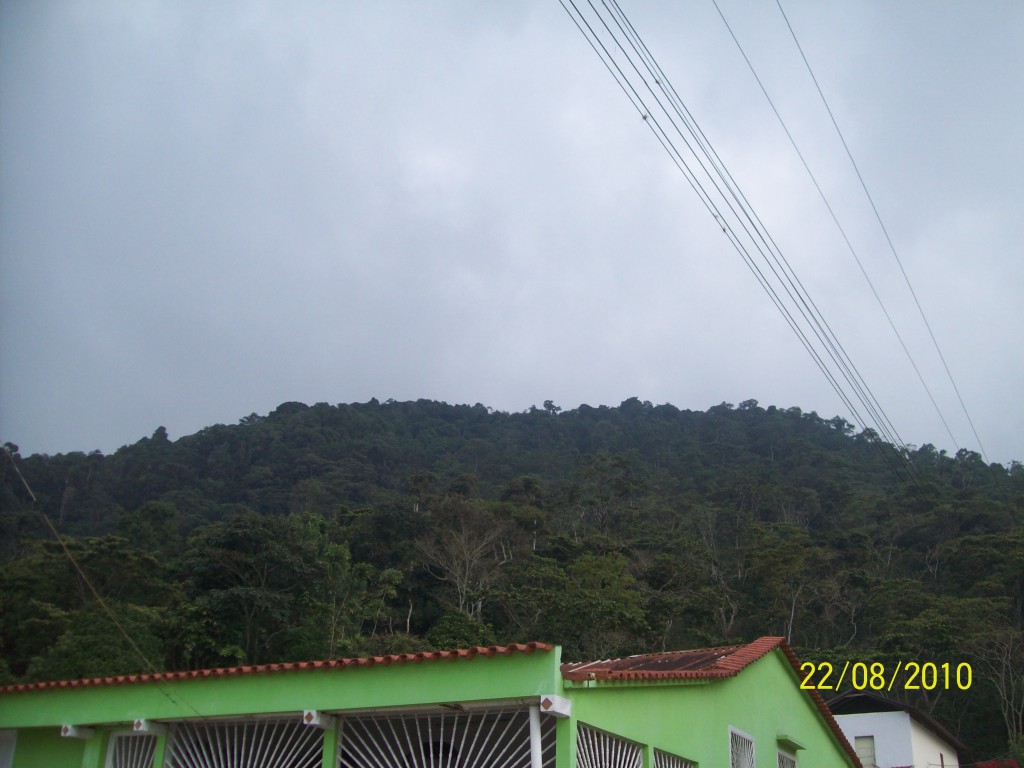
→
(0, 637, 858, 768)
(561, 636, 783, 681)
(563, 638, 861, 768)
(0, 642, 554, 695)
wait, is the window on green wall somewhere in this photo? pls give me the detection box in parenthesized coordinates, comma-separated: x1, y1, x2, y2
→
(576, 724, 643, 768)
(653, 747, 696, 768)
(729, 729, 755, 768)
(777, 750, 797, 768)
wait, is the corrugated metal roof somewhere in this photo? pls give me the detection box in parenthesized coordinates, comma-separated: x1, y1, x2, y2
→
(0, 642, 554, 694)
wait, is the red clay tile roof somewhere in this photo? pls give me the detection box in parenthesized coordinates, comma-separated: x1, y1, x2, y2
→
(0, 637, 859, 768)
(561, 636, 783, 681)
(0, 642, 554, 694)
(563, 637, 861, 768)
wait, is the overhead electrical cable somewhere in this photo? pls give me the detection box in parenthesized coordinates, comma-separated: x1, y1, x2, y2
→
(567, 0, 917, 475)
(559, 0, 869, 434)
(774, 0, 989, 463)
(558, 0, 918, 479)
(710, 0, 963, 457)
(2, 445, 204, 718)
(587, 0, 912, 467)
(600, 0, 910, 457)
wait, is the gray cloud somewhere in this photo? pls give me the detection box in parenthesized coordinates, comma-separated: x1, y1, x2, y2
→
(2, 1, 1021, 464)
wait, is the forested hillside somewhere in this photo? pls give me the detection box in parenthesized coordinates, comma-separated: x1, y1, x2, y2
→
(2, 398, 1022, 758)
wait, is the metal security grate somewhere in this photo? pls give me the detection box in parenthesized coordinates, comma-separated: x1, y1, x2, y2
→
(338, 709, 555, 768)
(575, 725, 641, 768)
(165, 718, 323, 768)
(107, 733, 157, 768)
(778, 752, 797, 768)
(730, 731, 755, 768)
(654, 748, 696, 768)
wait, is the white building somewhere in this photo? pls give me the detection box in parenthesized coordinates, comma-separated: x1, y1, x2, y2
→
(828, 691, 965, 768)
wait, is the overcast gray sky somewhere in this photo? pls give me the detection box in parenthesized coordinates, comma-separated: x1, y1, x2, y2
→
(2, 1, 1021, 465)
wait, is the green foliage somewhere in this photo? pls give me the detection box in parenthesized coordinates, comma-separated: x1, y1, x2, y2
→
(1, 398, 1021, 756)
(560, 552, 648, 660)
(25, 603, 165, 682)
(425, 611, 496, 650)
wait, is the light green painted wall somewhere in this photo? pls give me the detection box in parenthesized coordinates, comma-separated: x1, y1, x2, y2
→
(0, 648, 852, 768)
(563, 651, 854, 768)
(0, 651, 561, 730)
(0, 651, 563, 767)
(9, 727, 85, 768)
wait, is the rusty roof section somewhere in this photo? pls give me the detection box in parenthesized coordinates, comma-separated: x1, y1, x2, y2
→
(0, 642, 554, 695)
(564, 637, 861, 768)
(561, 636, 782, 681)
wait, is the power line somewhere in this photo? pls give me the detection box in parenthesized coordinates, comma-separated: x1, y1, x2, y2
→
(710, 0, 963, 459)
(558, 0, 918, 479)
(2, 445, 204, 718)
(774, 0, 989, 464)
(598, 0, 908, 453)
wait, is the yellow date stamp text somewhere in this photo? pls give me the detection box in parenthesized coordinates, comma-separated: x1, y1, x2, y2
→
(799, 661, 972, 692)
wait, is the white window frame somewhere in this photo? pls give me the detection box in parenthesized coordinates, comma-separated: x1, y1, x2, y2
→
(653, 747, 697, 768)
(728, 727, 755, 768)
(576, 723, 643, 768)
(777, 748, 797, 768)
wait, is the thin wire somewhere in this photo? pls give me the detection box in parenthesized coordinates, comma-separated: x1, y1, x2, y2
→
(2, 445, 204, 718)
(617, 0, 917, 478)
(560, 0, 869, 429)
(710, 0, 963, 457)
(574, 0, 912, 477)
(600, 0, 911, 461)
(774, 0, 989, 463)
(559, 0, 917, 480)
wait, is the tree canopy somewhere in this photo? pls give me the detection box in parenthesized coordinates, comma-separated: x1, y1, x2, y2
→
(2, 399, 1021, 758)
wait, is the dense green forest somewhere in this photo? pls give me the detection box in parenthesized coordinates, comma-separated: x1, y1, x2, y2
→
(1, 398, 1022, 759)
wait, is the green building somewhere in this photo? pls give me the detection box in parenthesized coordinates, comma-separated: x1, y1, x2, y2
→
(0, 637, 858, 768)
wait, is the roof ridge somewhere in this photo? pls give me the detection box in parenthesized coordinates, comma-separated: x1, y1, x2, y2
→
(713, 636, 784, 673)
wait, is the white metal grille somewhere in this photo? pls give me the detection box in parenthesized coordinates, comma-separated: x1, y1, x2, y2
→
(729, 731, 754, 768)
(653, 748, 695, 768)
(165, 719, 324, 768)
(777, 752, 796, 768)
(575, 724, 641, 768)
(107, 733, 157, 768)
(338, 709, 555, 768)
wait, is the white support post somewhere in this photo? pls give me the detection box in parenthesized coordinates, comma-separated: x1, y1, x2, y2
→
(303, 710, 339, 730)
(539, 695, 572, 718)
(60, 724, 95, 739)
(529, 704, 544, 768)
(133, 719, 167, 735)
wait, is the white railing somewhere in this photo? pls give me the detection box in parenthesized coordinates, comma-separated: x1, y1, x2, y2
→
(165, 718, 323, 768)
(338, 709, 556, 768)
(106, 733, 157, 768)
